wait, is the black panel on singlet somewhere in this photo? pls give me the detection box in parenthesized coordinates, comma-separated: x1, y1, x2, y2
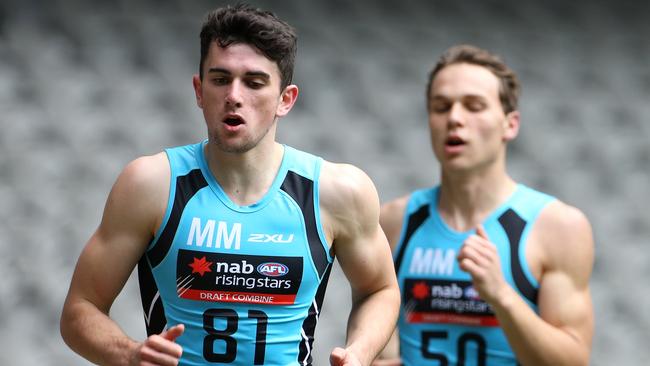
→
(147, 169, 207, 268)
(137, 168, 208, 335)
(498, 208, 538, 304)
(394, 203, 430, 274)
(280, 170, 329, 279)
(137, 256, 167, 336)
(297, 263, 333, 365)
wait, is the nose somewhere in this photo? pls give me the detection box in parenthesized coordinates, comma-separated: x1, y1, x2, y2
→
(447, 101, 465, 127)
(225, 81, 243, 108)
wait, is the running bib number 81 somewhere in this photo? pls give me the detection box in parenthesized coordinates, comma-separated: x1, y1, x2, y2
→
(203, 308, 268, 364)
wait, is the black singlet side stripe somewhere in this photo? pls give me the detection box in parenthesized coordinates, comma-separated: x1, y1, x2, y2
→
(280, 170, 329, 279)
(137, 256, 166, 336)
(394, 204, 430, 274)
(147, 169, 207, 268)
(297, 263, 333, 365)
(137, 168, 208, 335)
(498, 208, 538, 304)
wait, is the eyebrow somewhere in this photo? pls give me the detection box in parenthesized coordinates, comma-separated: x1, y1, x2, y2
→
(430, 93, 487, 100)
(430, 95, 448, 100)
(207, 68, 271, 80)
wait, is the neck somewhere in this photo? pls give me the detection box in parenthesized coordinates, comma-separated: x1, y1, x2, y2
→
(205, 141, 284, 206)
(437, 162, 516, 232)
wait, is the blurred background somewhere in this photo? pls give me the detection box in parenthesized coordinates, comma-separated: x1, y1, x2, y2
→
(1, 0, 648, 364)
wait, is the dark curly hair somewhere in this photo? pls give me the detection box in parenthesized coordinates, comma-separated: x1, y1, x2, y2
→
(199, 3, 297, 90)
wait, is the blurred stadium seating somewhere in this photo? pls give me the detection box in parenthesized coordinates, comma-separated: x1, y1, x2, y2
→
(0, 0, 648, 364)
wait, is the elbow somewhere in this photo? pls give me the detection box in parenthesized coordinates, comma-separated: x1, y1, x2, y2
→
(60, 301, 76, 349)
(391, 283, 401, 307)
(60, 297, 88, 352)
(566, 331, 592, 366)
(383, 282, 402, 319)
(389, 279, 401, 303)
(353, 281, 401, 311)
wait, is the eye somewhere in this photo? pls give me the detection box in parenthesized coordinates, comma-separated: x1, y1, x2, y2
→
(211, 76, 229, 86)
(465, 101, 486, 112)
(246, 79, 266, 89)
(463, 96, 487, 112)
(430, 100, 451, 113)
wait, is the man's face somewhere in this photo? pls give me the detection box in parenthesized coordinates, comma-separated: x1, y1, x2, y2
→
(193, 41, 296, 153)
(427, 63, 518, 172)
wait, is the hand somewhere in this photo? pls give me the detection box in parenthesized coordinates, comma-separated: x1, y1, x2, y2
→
(130, 324, 185, 366)
(330, 347, 362, 366)
(457, 226, 510, 304)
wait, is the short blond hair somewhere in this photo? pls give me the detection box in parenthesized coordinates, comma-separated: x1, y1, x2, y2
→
(427, 44, 520, 114)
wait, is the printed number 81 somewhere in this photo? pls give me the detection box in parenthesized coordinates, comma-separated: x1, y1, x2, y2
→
(203, 308, 268, 364)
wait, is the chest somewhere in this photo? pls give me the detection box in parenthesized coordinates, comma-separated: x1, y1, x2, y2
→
(402, 222, 511, 279)
(176, 189, 305, 255)
(397, 213, 542, 283)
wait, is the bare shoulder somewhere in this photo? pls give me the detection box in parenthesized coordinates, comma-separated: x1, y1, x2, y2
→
(112, 152, 170, 204)
(101, 152, 170, 236)
(320, 161, 379, 211)
(380, 195, 410, 250)
(533, 200, 594, 279)
(536, 200, 593, 249)
(119, 152, 169, 190)
(319, 161, 380, 239)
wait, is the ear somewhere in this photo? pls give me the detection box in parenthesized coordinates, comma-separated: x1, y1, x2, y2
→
(192, 74, 203, 109)
(276, 84, 299, 118)
(503, 110, 520, 141)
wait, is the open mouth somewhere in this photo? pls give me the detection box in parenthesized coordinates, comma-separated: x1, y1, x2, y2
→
(223, 115, 244, 126)
(445, 136, 465, 146)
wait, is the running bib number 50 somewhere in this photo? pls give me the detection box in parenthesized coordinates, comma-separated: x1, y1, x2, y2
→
(203, 308, 268, 364)
(421, 331, 486, 365)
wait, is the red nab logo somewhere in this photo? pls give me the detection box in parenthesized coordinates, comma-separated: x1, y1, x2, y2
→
(257, 262, 289, 277)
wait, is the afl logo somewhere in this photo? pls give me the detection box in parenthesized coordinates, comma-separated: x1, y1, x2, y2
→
(257, 262, 289, 277)
(464, 286, 481, 300)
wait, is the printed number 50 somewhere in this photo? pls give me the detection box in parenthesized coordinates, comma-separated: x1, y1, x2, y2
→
(421, 331, 486, 366)
(203, 308, 268, 364)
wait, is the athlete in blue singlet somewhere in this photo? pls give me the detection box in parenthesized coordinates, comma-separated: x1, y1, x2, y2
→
(61, 4, 400, 366)
(375, 45, 594, 366)
(136, 142, 336, 365)
(391, 185, 553, 365)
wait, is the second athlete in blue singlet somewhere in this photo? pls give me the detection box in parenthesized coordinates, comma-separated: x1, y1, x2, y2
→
(393, 185, 554, 365)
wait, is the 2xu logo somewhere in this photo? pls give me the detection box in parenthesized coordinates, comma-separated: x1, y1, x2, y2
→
(257, 262, 289, 277)
(248, 234, 294, 243)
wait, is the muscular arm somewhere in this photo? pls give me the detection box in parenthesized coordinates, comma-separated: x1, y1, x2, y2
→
(60, 153, 182, 365)
(321, 163, 401, 366)
(458, 201, 594, 365)
(371, 197, 409, 364)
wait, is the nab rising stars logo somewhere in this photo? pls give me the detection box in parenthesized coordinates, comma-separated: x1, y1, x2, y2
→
(257, 262, 289, 277)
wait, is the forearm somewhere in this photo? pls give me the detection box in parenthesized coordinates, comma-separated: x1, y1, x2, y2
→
(345, 286, 400, 366)
(375, 329, 399, 359)
(493, 287, 590, 366)
(61, 299, 139, 365)
(372, 329, 401, 366)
